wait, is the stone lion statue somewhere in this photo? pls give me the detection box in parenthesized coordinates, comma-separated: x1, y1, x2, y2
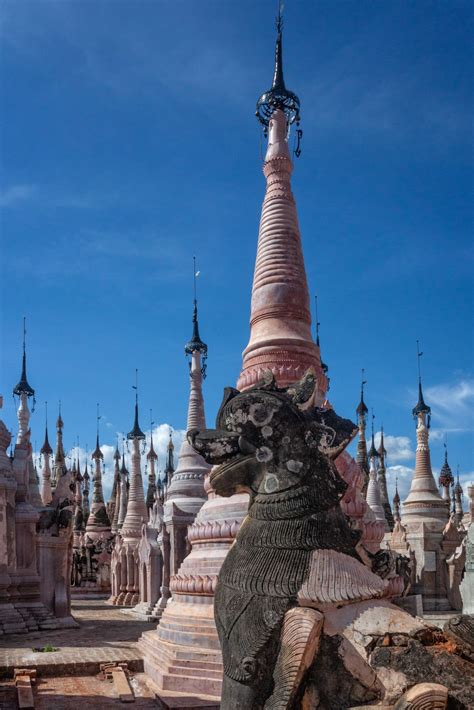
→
(190, 371, 468, 709)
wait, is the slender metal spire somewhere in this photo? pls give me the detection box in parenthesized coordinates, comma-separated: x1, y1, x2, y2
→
(83, 446, 90, 482)
(256, 1, 301, 130)
(128, 370, 145, 440)
(76, 436, 81, 477)
(164, 430, 175, 486)
(185, 256, 208, 365)
(13, 317, 35, 399)
(356, 369, 368, 415)
(314, 294, 328, 375)
(393, 477, 401, 522)
(114, 434, 121, 462)
(147, 410, 158, 461)
(92, 403, 103, 459)
(368, 410, 379, 460)
(121, 439, 128, 475)
(413, 340, 431, 417)
(40, 401, 53, 455)
(377, 424, 387, 459)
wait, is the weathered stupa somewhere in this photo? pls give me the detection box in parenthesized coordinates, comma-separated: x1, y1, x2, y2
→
(377, 426, 394, 530)
(162, 291, 210, 580)
(112, 383, 148, 606)
(39, 404, 53, 506)
(141, 15, 336, 703)
(400, 352, 452, 611)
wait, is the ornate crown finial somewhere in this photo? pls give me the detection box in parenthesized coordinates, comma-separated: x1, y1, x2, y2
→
(13, 317, 35, 402)
(356, 369, 368, 416)
(185, 256, 208, 376)
(256, 2, 301, 131)
(413, 340, 431, 418)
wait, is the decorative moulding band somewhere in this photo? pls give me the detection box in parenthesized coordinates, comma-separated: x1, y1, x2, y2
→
(187, 518, 242, 544)
(170, 573, 217, 596)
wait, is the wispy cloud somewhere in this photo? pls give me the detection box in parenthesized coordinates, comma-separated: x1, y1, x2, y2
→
(386, 464, 414, 502)
(374, 432, 414, 463)
(426, 379, 474, 429)
(0, 184, 36, 207)
(0, 183, 120, 211)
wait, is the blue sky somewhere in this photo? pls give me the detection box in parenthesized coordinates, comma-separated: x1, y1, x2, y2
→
(1, 0, 472, 503)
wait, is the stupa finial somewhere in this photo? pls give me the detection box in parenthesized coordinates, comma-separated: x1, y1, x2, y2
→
(256, 1, 301, 132)
(368, 410, 378, 459)
(413, 340, 431, 418)
(92, 403, 103, 460)
(128, 369, 145, 440)
(185, 256, 208, 374)
(13, 317, 35, 404)
(40, 401, 53, 455)
(356, 369, 368, 416)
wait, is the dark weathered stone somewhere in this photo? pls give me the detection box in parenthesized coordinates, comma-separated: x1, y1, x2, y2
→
(372, 640, 474, 708)
(443, 615, 474, 663)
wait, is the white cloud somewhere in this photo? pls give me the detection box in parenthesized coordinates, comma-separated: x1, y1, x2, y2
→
(425, 379, 474, 428)
(374, 432, 414, 463)
(386, 464, 414, 503)
(0, 184, 36, 207)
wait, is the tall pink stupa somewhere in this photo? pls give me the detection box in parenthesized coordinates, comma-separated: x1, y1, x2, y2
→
(141, 12, 334, 703)
(237, 28, 327, 401)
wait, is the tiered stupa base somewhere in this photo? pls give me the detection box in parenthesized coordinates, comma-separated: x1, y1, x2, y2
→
(139, 491, 248, 699)
(140, 597, 221, 700)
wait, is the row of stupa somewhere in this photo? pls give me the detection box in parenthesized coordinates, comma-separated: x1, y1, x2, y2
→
(0, 335, 79, 634)
(2, 10, 472, 706)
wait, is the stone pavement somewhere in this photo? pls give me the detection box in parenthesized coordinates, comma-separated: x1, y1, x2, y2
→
(0, 599, 155, 679)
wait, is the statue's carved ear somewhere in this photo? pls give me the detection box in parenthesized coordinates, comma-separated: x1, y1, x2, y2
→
(287, 370, 316, 408)
(311, 409, 358, 457)
(216, 387, 240, 425)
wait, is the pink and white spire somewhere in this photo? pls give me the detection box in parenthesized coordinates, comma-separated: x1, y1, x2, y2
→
(40, 403, 53, 506)
(402, 346, 447, 526)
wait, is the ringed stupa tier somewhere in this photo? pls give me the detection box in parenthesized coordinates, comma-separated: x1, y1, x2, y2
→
(85, 426, 111, 537)
(146, 429, 158, 513)
(453, 468, 464, 527)
(355, 374, 370, 493)
(402, 377, 448, 527)
(117, 449, 129, 530)
(377, 426, 394, 531)
(115, 385, 148, 606)
(52, 405, 67, 490)
(439, 445, 454, 503)
(163, 432, 175, 494)
(82, 459, 90, 526)
(163, 295, 210, 577)
(40, 405, 53, 506)
(236, 19, 327, 401)
(121, 396, 148, 538)
(366, 423, 389, 530)
(107, 441, 121, 528)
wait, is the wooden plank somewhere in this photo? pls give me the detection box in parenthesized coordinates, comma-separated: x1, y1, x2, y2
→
(111, 667, 135, 703)
(15, 674, 35, 709)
